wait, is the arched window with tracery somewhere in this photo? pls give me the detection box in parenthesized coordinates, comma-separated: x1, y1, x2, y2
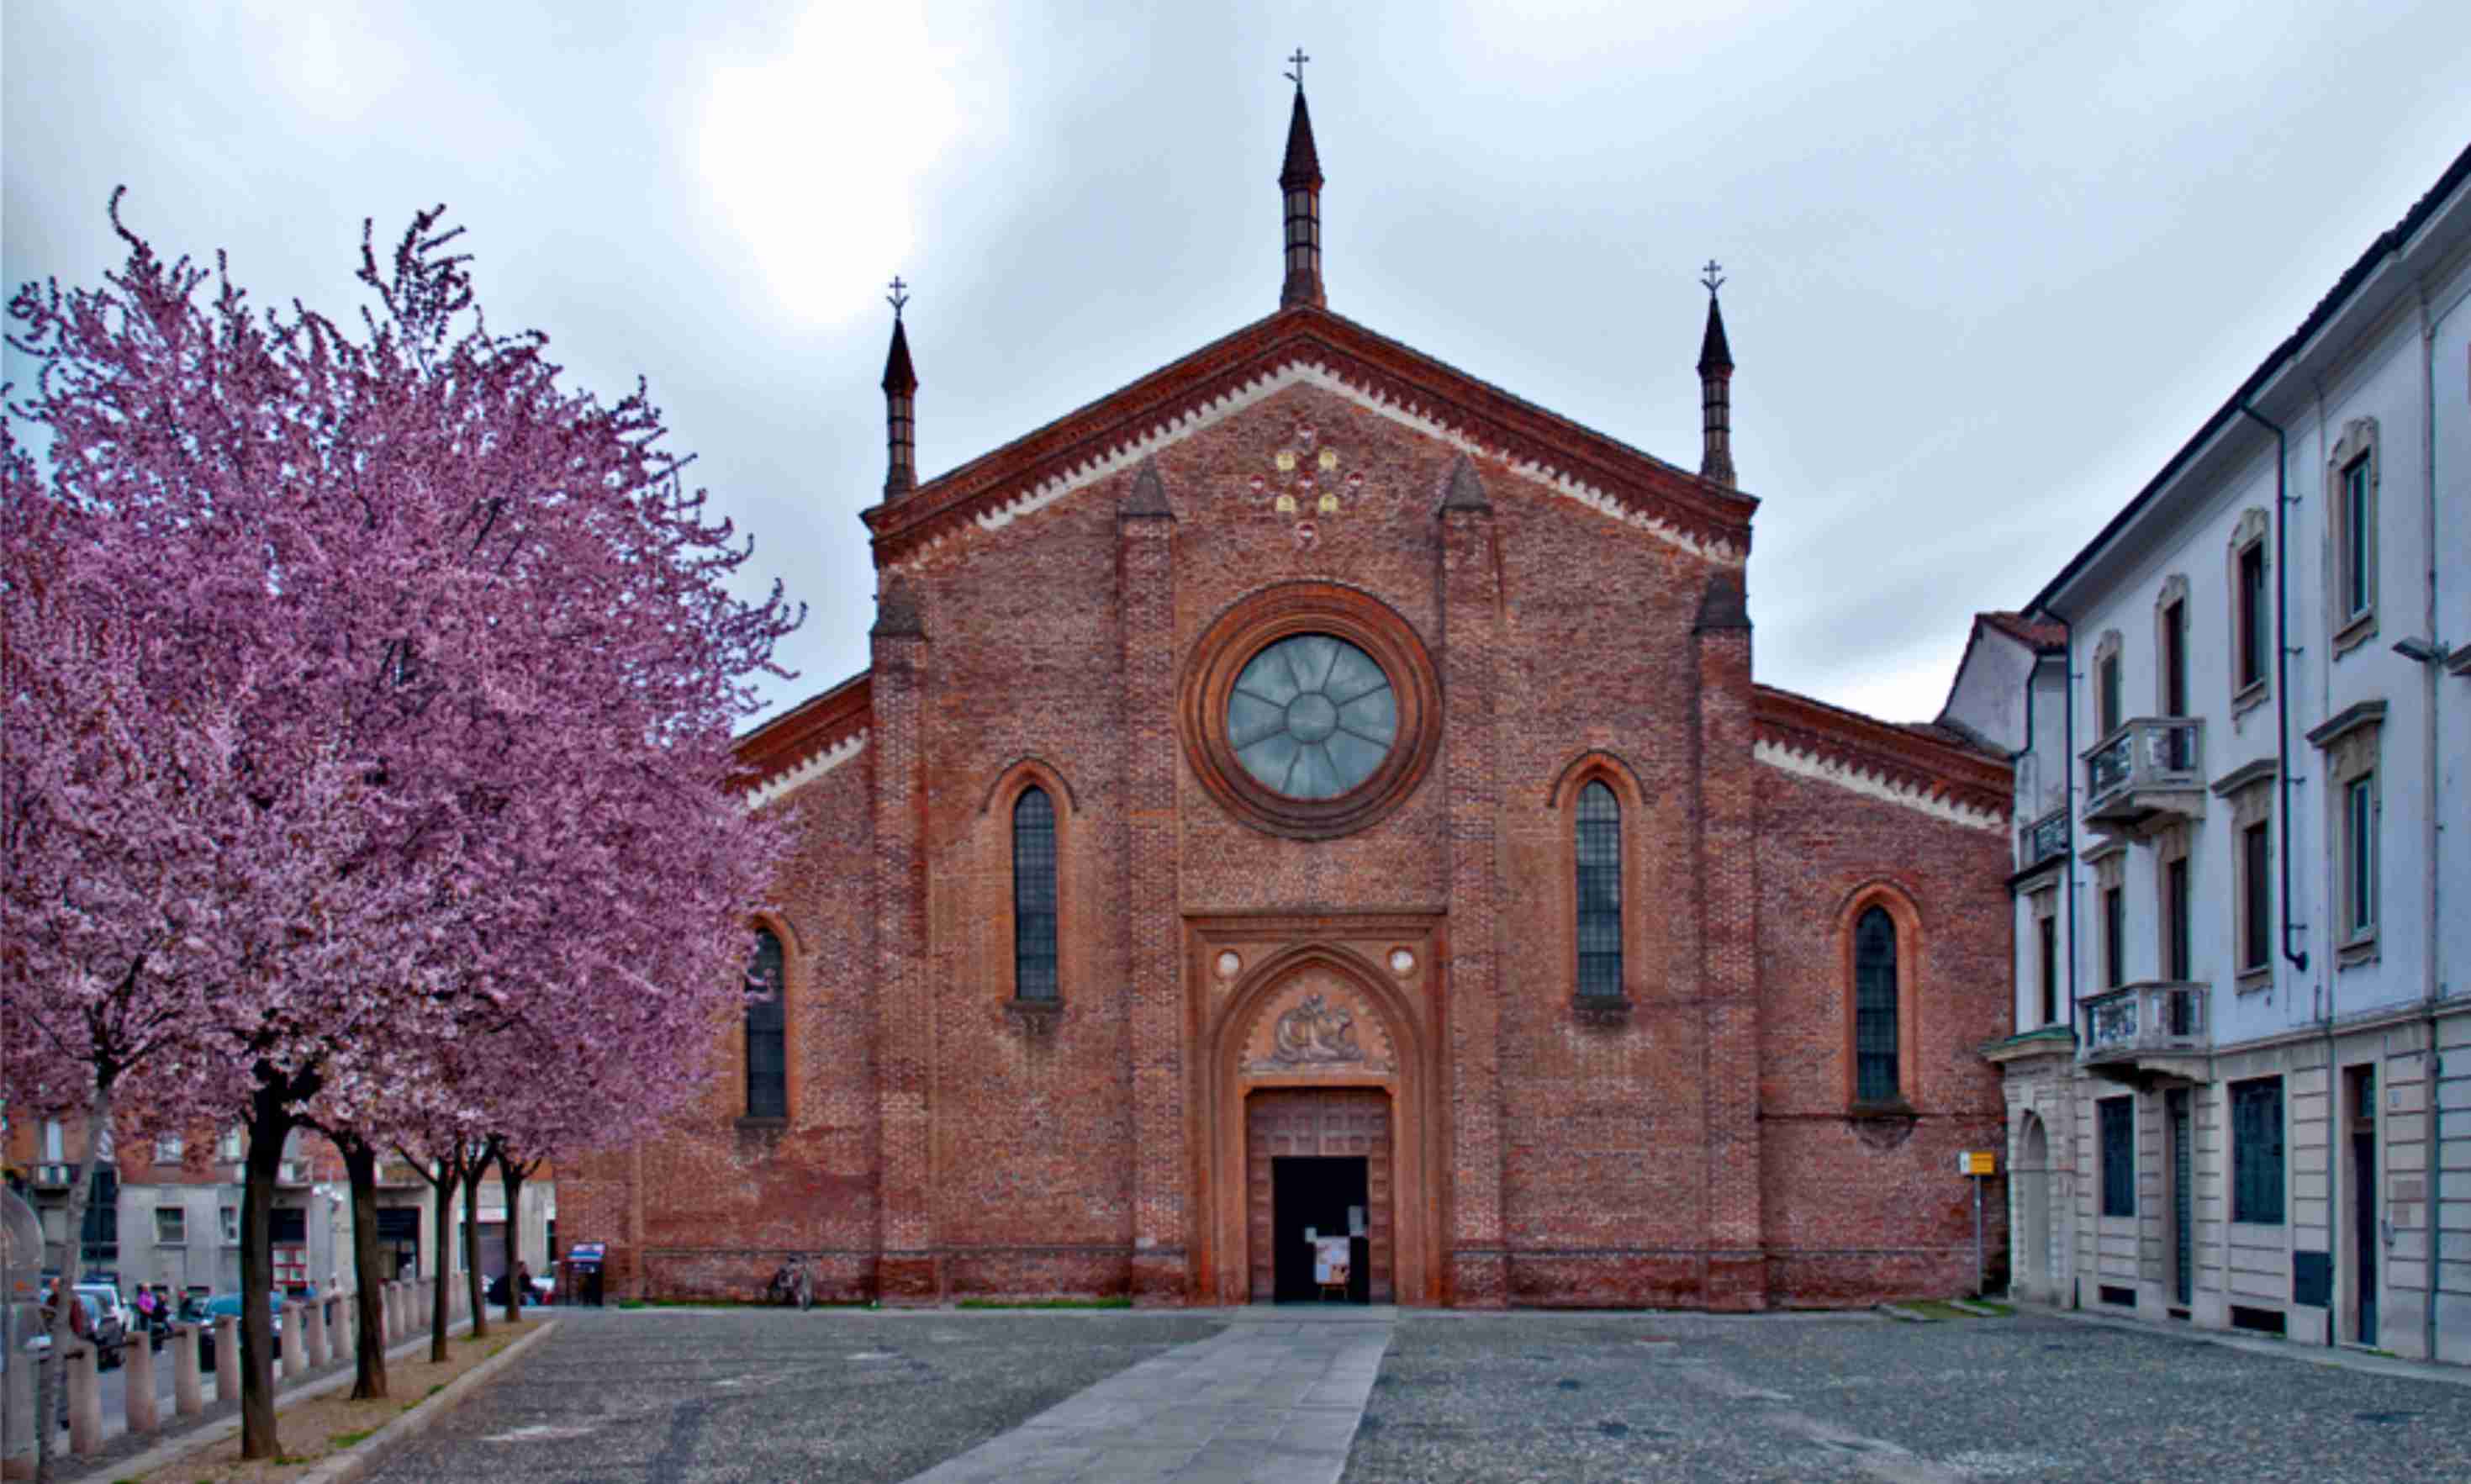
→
(1575, 780, 1623, 999)
(1853, 906, 1900, 1104)
(1013, 787, 1059, 1001)
(745, 927, 788, 1119)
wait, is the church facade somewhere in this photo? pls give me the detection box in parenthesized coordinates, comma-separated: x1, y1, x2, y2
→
(564, 88, 2017, 1310)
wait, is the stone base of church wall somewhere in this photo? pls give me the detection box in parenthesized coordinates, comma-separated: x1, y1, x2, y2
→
(1764, 1249, 1980, 1307)
(876, 1254, 942, 1306)
(944, 1247, 1133, 1301)
(639, 1249, 874, 1306)
(1445, 1250, 1508, 1307)
(1129, 1250, 1191, 1306)
(1502, 1253, 1704, 1308)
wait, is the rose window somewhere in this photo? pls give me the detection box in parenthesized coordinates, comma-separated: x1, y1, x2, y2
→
(1227, 634, 1397, 800)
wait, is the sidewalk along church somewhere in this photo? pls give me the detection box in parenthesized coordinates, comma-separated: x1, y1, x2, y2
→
(564, 72, 2017, 1309)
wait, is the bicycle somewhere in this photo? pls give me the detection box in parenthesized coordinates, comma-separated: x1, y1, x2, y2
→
(767, 1255, 814, 1311)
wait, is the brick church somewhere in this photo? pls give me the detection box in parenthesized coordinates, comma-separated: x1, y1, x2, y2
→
(566, 81, 2016, 1309)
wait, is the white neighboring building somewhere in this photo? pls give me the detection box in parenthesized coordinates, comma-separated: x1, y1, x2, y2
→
(1949, 141, 2471, 1363)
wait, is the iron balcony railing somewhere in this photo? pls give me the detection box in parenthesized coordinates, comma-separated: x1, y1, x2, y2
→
(2083, 717, 2204, 811)
(2019, 806, 2069, 869)
(2079, 980, 2208, 1062)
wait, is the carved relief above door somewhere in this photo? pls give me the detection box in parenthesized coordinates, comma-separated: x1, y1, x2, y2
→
(1242, 972, 1397, 1075)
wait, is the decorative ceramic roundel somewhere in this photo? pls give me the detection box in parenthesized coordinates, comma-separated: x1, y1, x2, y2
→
(1227, 635, 1399, 799)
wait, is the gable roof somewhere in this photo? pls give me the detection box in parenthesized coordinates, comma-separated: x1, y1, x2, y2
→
(1753, 684, 2012, 832)
(862, 303, 1757, 571)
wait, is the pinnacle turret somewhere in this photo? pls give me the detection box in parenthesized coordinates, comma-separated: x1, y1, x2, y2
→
(1278, 50, 1326, 309)
(881, 277, 918, 498)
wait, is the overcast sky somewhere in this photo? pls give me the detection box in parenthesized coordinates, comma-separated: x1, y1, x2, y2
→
(8, 1, 2467, 727)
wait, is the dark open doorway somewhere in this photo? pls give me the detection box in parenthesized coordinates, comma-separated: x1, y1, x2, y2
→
(1272, 1156, 1370, 1303)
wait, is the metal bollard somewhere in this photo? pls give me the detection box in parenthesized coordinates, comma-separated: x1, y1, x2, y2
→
(64, 1343, 100, 1457)
(123, 1333, 158, 1434)
(213, 1315, 240, 1405)
(279, 1302, 306, 1380)
(172, 1323, 203, 1417)
(304, 1297, 329, 1367)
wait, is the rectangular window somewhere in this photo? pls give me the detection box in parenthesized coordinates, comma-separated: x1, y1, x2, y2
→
(2241, 822, 2270, 971)
(2162, 599, 2187, 716)
(2098, 652, 2122, 737)
(2099, 1096, 2136, 1217)
(2038, 915, 2059, 1027)
(2104, 885, 2125, 989)
(42, 1121, 65, 1162)
(155, 1136, 184, 1164)
(219, 1127, 244, 1161)
(155, 1207, 186, 1245)
(2347, 775, 2376, 939)
(219, 1207, 240, 1245)
(2342, 457, 2370, 619)
(2231, 1077, 2285, 1224)
(2237, 544, 2268, 689)
(2165, 858, 2191, 981)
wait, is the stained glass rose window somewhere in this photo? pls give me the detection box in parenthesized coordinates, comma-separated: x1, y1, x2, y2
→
(1226, 634, 1397, 800)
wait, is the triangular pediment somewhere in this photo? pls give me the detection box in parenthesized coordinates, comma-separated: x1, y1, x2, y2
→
(862, 306, 1756, 570)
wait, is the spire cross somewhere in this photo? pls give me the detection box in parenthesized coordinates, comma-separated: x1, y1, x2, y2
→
(886, 276, 910, 317)
(1700, 259, 1725, 295)
(1284, 48, 1309, 90)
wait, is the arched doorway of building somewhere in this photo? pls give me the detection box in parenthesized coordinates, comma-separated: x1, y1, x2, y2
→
(1201, 939, 1437, 1307)
(2017, 1112, 2051, 1302)
(1246, 1087, 1392, 1302)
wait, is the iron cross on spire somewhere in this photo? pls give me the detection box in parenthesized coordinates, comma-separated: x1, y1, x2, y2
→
(1285, 48, 1310, 90)
(886, 276, 910, 318)
(1700, 259, 1725, 294)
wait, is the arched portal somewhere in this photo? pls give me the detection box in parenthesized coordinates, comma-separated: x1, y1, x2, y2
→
(2018, 1111, 2051, 1302)
(1201, 944, 1436, 1306)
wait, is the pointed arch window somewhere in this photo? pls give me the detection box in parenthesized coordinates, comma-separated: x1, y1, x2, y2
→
(1575, 781, 1623, 999)
(1013, 788, 1059, 1001)
(1853, 906, 1900, 1104)
(745, 927, 787, 1120)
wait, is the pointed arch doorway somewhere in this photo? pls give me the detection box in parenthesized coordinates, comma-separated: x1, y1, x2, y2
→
(1199, 939, 1438, 1307)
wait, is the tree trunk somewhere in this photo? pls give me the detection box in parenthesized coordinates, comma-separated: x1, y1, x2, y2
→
(239, 1083, 291, 1460)
(424, 1149, 458, 1363)
(459, 1146, 491, 1339)
(33, 1081, 113, 1484)
(499, 1156, 528, 1325)
(339, 1138, 388, 1399)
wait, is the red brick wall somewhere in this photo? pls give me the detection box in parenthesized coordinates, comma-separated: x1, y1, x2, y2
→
(572, 381, 2015, 1309)
(1754, 764, 2014, 1303)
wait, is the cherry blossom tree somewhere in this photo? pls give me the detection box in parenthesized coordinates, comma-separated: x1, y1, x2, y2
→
(5, 193, 797, 1459)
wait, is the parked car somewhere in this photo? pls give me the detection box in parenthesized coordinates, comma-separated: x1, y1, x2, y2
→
(37, 1291, 126, 1371)
(75, 1281, 132, 1341)
(484, 1271, 554, 1307)
(190, 1291, 283, 1373)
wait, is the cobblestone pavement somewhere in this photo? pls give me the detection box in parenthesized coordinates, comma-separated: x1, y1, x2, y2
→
(357, 1307, 1223, 1484)
(1346, 1309, 2471, 1482)
(350, 1305, 2471, 1483)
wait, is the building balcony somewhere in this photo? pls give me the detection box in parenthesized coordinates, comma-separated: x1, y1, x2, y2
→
(275, 1158, 314, 1186)
(2082, 717, 2204, 838)
(2079, 980, 2209, 1081)
(2017, 805, 2069, 871)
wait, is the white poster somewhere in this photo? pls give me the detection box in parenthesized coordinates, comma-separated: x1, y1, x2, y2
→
(1312, 1235, 1352, 1286)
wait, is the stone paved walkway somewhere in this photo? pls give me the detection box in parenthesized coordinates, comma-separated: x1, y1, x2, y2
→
(901, 1307, 1396, 1484)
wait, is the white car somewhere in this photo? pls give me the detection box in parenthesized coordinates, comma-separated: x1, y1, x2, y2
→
(75, 1283, 131, 1336)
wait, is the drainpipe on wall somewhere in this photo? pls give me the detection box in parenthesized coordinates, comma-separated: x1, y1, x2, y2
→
(2419, 279, 2453, 1365)
(2239, 399, 2330, 1342)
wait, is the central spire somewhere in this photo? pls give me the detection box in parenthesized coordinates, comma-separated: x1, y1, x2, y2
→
(1696, 261, 1736, 488)
(1279, 49, 1326, 309)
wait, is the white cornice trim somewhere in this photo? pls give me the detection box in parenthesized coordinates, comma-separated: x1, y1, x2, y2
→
(1754, 737, 2008, 835)
(886, 359, 1744, 574)
(743, 730, 868, 811)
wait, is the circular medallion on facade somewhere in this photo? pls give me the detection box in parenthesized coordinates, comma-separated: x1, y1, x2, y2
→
(1180, 583, 1440, 840)
(1216, 950, 1243, 980)
(1228, 635, 1397, 800)
(1388, 948, 1416, 977)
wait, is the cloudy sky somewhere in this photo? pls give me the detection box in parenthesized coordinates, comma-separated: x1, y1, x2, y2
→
(8, 1, 2467, 727)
